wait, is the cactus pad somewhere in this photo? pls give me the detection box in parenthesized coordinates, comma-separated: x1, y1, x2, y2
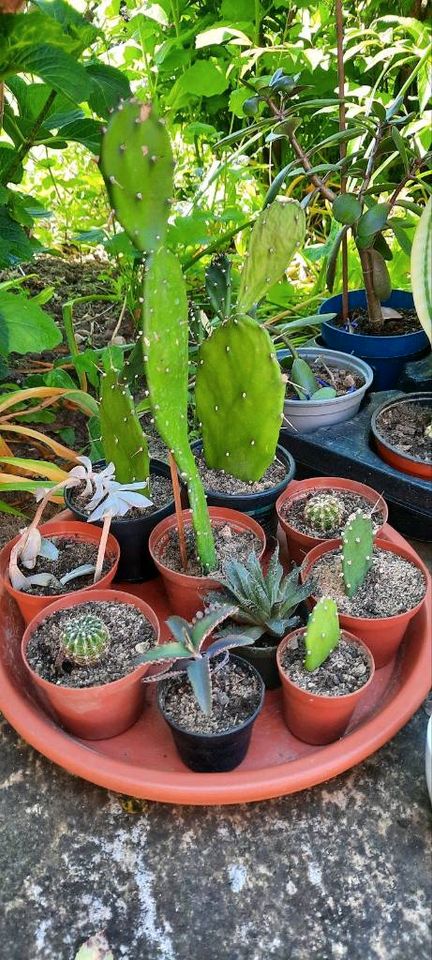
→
(237, 199, 305, 313)
(195, 315, 285, 481)
(304, 597, 340, 672)
(100, 100, 174, 253)
(59, 613, 109, 666)
(304, 494, 345, 532)
(143, 246, 217, 572)
(100, 351, 150, 490)
(341, 511, 374, 599)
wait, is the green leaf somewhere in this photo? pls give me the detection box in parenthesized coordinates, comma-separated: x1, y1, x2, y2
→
(0, 145, 23, 185)
(357, 203, 390, 239)
(187, 658, 212, 715)
(175, 61, 229, 98)
(389, 220, 412, 255)
(0, 208, 34, 267)
(32, 1, 99, 54)
(15, 45, 90, 103)
(291, 358, 318, 398)
(85, 61, 131, 119)
(333, 194, 362, 226)
(0, 498, 26, 518)
(326, 226, 348, 293)
(391, 127, 408, 173)
(0, 291, 61, 357)
(55, 118, 101, 153)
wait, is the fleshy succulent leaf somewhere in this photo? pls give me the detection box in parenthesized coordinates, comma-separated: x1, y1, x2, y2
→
(341, 511, 374, 598)
(205, 253, 232, 320)
(186, 657, 212, 715)
(135, 640, 188, 663)
(304, 597, 340, 671)
(237, 199, 305, 312)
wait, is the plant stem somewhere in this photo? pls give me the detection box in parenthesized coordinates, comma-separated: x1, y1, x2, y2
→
(0, 89, 57, 185)
(335, 0, 348, 323)
(358, 248, 383, 327)
(94, 512, 112, 583)
(168, 453, 188, 573)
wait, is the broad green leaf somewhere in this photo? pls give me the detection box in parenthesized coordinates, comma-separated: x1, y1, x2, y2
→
(389, 220, 412, 255)
(0, 291, 61, 357)
(175, 61, 229, 98)
(14, 45, 90, 103)
(85, 61, 131, 119)
(0, 208, 34, 267)
(357, 203, 390, 239)
(187, 658, 212, 715)
(333, 194, 362, 226)
(55, 118, 101, 153)
(291, 358, 318, 398)
(391, 127, 408, 172)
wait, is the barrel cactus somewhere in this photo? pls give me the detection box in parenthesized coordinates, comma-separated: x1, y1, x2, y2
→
(304, 494, 345, 532)
(59, 614, 110, 666)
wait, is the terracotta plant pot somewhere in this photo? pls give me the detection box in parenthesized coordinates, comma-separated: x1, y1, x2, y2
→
(276, 477, 388, 565)
(157, 655, 265, 772)
(371, 393, 432, 481)
(149, 507, 266, 620)
(21, 589, 160, 740)
(1, 520, 120, 625)
(276, 628, 375, 745)
(301, 537, 428, 668)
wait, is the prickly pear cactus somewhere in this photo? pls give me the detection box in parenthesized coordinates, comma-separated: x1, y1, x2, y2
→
(237, 199, 305, 313)
(59, 614, 109, 666)
(100, 350, 150, 491)
(195, 315, 285, 482)
(304, 494, 345, 532)
(100, 100, 174, 253)
(205, 253, 232, 320)
(341, 511, 374, 599)
(143, 246, 217, 573)
(304, 597, 340, 671)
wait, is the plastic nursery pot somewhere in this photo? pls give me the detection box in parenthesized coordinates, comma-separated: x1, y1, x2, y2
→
(157, 655, 265, 773)
(148, 507, 266, 621)
(276, 628, 375, 745)
(277, 347, 373, 434)
(301, 537, 428, 669)
(190, 441, 295, 537)
(276, 476, 389, 565)
(1, 520, 120, 626)
(21, 589, 161, 740)
(320, 290, 430, 391)
(64, 458, 175, 583)
(371, 393, 432, 481)
(233, 601, 310, 691)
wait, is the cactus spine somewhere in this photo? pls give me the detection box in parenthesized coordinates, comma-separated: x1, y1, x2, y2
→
(100, 100, 173, 253)
(341, 511, 374, 599)
(143, 247, 217, 572)
(304, 597, 340, 671)
(99, 349, 149, 491)
(304, 494, 345, 532)
(59, 614, 109, 666)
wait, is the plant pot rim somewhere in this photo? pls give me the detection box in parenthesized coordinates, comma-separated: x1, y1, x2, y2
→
(157, 653, 265, 740)
(2, 520, 120, 602)
(21, 588, 160, 695)
(190, 442, 295, 502)
(371, 392, 432, 469)
(320, 289, 427, 344)
(64, 457, 174, 525)
(278, 346, 373, 405)
(149, 507, 266, 583)
(276, 476, 388, 537)
(276, 626, 375, 704)
(301, 536, 428, 625)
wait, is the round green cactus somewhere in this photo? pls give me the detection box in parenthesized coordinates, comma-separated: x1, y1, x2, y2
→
(304, 494, 345, 532)
(59, 614, 110, 666)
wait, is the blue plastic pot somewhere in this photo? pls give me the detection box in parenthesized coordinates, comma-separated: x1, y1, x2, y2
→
(319, 290, 430, 390)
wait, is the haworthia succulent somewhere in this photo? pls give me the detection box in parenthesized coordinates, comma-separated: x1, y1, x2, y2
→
(237, 199, 305, 313)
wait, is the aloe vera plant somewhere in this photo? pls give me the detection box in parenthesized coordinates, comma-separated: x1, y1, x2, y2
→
(135, 605, 255, 715)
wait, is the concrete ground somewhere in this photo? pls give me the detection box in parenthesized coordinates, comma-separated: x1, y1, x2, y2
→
(1, 542, 431, 960)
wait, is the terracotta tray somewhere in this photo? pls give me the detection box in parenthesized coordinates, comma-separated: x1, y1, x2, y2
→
(0, 523, 430, 806)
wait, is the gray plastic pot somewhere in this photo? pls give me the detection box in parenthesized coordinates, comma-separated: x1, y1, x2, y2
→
(278, 347, 373, 434)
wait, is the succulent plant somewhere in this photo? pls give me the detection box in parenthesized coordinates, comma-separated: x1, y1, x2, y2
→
(205, 253, 232, 321)
(99, 348, 150, 492)
(135, 604, 254, 715)
(303, 597, 340, 672)
(341, 511, 374, 599)
(58, 613, 110, 666)
(237, 199, 305, 314)
(206, 545, 312, 643)
(304, 494, 345, 532)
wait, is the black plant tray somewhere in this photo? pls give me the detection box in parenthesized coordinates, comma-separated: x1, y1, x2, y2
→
(279, 390, 432, 541)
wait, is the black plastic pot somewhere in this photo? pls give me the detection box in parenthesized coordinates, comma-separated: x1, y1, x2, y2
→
(64, 459, 175, 583)
(190, 442, 295, 537)
(233, 602, 309, 690)
(157, 656, 265, 773)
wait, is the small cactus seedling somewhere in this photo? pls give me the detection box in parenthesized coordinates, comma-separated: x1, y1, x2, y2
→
(237, 199, 305, 313)
(195, 315, 285, 481)
(100, 100, 174, 253)
(304, 494, 345, 532)
(99, 348, 150, 492)
(143, 246, 217, 572)
(341, 511, 374, 599)
(304, 597, 340, 671)
(135, 604, 255, 714)
(58, 614, 110, 666)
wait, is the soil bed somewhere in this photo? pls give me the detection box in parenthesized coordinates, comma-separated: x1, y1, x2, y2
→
(70, 472, 173, 520)
(160, 657, 261, 735)
(26, 600, 156, 687)
(281, 632, 371, 696)
(282, 490, 385, 539)
(195, 453, 287, 494)
(159, 522, 262, 576)
(17, 538, 110, 596)
(336, 307, 420, 337)
(311, 547, 426, 618)
(285, 359, 363, 399)
(376, 402, 432, 464)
